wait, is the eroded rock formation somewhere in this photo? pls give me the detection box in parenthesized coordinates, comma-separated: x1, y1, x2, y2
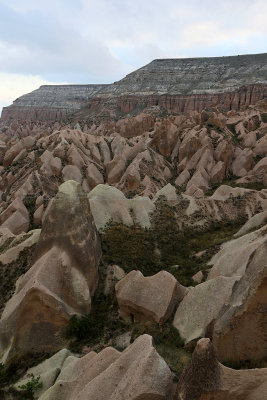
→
(178, 338, 267, 400)
(0, 181, 101, 365)
(2, 53, 267, 122)
(39, 334, 174, 400)
(116, 270, 186, 324)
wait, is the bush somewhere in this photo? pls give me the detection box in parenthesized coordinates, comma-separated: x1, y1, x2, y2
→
(66, 314, 99, 341)
(18, 374, 43, 399)
(131, 320, 184, 348)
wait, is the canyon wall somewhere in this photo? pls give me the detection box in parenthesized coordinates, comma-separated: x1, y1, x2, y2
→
(1, 84, 108, 121)
(1, 53, 267, 122)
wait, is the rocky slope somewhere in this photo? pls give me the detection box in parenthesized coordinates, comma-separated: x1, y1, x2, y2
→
(1, 84, 108, 122)
(0, 92, 266, 397)
(2, 53, 267, 122)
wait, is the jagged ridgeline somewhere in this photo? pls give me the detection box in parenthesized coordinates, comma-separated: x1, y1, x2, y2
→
(0, 53, 267, 399)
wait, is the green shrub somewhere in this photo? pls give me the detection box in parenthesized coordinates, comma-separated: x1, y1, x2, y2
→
(130, 320, 190, 377)
(18, 374, 42, 399)
(131, 320, 184, 347)
(66, 314, 99, 341)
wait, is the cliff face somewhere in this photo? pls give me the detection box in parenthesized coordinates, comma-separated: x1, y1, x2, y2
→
(87, 84, 267, 115)
(1, 84, 108, 121)
(105, 53, 267, 96)
(2, 53, 267, 122)
(86, 53, 267, 116)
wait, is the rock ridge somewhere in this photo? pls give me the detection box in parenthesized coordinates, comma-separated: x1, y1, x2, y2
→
(2, 52, 267, 122)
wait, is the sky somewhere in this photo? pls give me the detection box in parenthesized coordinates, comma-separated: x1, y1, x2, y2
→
(0, 0, 267, 112)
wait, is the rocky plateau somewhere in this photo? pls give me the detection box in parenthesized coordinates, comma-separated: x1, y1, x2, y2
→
(2, 52, 267, 122)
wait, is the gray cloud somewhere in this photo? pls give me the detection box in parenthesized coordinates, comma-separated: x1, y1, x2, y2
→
(0, 0, 266, 86)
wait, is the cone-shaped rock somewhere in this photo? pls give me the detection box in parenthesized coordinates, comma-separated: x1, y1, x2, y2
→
(0, 180, 101, 365)
(40, 334, 174, 400)
(178, 338, 267, 400)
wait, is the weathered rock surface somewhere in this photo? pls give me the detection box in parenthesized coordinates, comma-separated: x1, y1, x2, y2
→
(40, 334, 174, 400)
(88, 184, 155, 230)
(2, 53, 267, 122)
(208, 224, 267, 279)
(1, 100, 267, 208)
(234, 210, 267, 237)
(0, 229, 40, 266)
(0, 180, 101, 365)
(116, 270, 186, 324)
(212, 240, 267, 362)
(14, 348, 71, 398)
(0, 228, 40, 315)
(1, 84, 108, 121)
(104, 265, 125, 296)
(177, 338, 267, 400)
(173, 276, 238, 345)
(0, 198, 29, 235)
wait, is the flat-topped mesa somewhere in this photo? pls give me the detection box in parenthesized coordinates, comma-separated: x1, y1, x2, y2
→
(1, 84, 109, 121)
(1, 53, 267, 122)
(88, 52, 267, 115)
(107, 53, 267, 95)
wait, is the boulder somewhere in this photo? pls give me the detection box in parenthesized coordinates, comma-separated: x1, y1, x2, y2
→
(116, 270, 186, 324)
(208, 225, 267, 279)
(0, 227, 15, 249)
(178, 338, 267, 400)
(40, 334, 174, 400)
(212, 241, 267, 362)
(14, 348, 71, 398)
(173, 276, 238, 345)
(0, 181, 101, 365)
(88, 184, 154, 231)
(234, 211, 267, 237)
(88, 184, 133, 230)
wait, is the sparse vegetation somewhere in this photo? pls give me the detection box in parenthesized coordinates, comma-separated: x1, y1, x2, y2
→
(261, 113, 267, 123)
(101, 201, 245, 286)
(131, 320, 190, 377)
(0, 362, 6, 388)
(66, 285, 129, 353)
(18, 374, 43, 400)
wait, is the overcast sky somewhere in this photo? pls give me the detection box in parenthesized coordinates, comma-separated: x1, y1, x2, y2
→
(0, 0, 266, 112)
